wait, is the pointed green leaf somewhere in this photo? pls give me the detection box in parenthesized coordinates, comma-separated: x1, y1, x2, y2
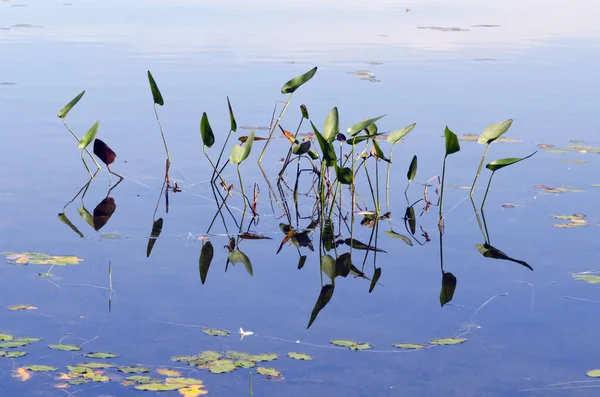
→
(320, 255, 336, 281)
(444, 126, 460, 156)
(440, 272, 457, 306)
(335, 253, 352, 278)
(147, 71, 164, 106)
(58, 90, 85, 119)
(229, 130, 255, 164)
(335, 165, 353, 185)
(384, 230, 413, 246)
(300, 104, 309, 119)
(297, 255, 307, 269)
(368, 267, 381, 293)
(346, 133, 384, 145)
(405, 206, 416, 235)
(372, 140, 384, 160)
(146, 218, 163, 258)
(281, 67, 317, 94)
(478, 119, 513, 144)
(485, 151, 536, 172)
(407, 155, 417, 182)
(78, 207, 94, 228)
(77, 121, 99, 149)
(227, 250, 253, 276)
(135, 384, 183, 391)
(307, 284, 334, 329)
(323, 107, 339, 142)
(311, 121, 336, 167)
(344, 238, 386, 253)
(476, 243, 533, 270)
(292, 141, 311, 155)
(58, 213, 84, 238)
(200, 112, 215, 148)
(386, 123, 416, 144)
(347, 115, 386, 136)
(227, 96, 237, 132)
(199, 241, 214, 284)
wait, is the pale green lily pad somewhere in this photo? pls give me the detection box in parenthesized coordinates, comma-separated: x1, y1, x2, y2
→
(25, 365, 57, 372)
(392, 343, 427, 350)
(235, 360, 256, 368)
(126, 375, 157, 384)
(202, 328, 229, 337)
(330, 340, 355, 347)
(0, 334, 14, 341)
(250, 353, 278, 362)
(586, 369, 600, 377)
(135, 383, 183, 391)
(209, 360, 236, 374)
(225, 350, 251, 360)
(83, 352, 118, 359)
(0, 341, 29, 348)
(87, 373, 110, 382)
(8, 304, 37, 311)
(330, 340, 373, 350)
(171, 355, 198, 363)
(119, 366, 152, 373)
(430, 337, 467, 345)
(1, 351, 27, 358)
(189, 351, 222, 367)
(572, 274, 600, 284)
(14, 337, 41, 343)
(78, 362, 115, 369)
(48, 343, 81, 351)
(165, 377, 204, 385)
(287, 352, 312, 360)
(1, 252, 82, 266)
(257, 367, 283, 380)
(67, 365, 92, 374)
(69, 377, 90, 385)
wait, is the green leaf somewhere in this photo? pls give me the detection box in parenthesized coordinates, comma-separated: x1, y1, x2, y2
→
(225, 351, 251, 360)
(440, 272, 457, 306)
(478, 119, 513, 144)
(77, 121, 99, 149)
(320, 255, 336, 281)
(227, 96, 237, 132)
(444, 126, 460, 157)
(335, 165, 353, 185)
(0, 341, 29, 348)
(384, 230, 413, 246)
(24, 365, 57, 372)
(200, 112, 215, 148)
(335, 253, 352, 278)
(572, 274, 600, 285)
(587, 369, 600, 378)
(311, 121, 337, 167)
(199, 241, 214, 285)
(485, 151, 536, 172)
(146, 218, 163, 258)
(83, 352, 118, 359)
(372, 140, 385, 160)
(287, 352, 312, 360)
(321, 220, 334, 252)
(2, 351, 27, 358)
(249, 354, 278, 362)
(229, 130, 255, 164)
(300, 104, 309, 119)
(347, 115, 386, 136)
(235, 359, 256, 368)
(407, 155, 417, 182)
(119, 366, 152, 373)
(392, 343, 427, 350)
(135, 384, 183, 391)
(257, 367, 282, 379)
(165, 377, 205, 385)
(209, 359, 236, 374)
(13, 337, 41, 343)
(346, 133, 384, 145)
(344, 238, 387, 253)
(78, 362, 115, 369)
(0, 334, 14, 341)
(476, 243, 533, 270)
(330, 340, 372, 350)
(171, 355, 198, 363)
(78, 207, 95, 228)
(323, 107, 339, 142)
(227, 250, 253, 276)
(126, 375, 156, 384)
(307, 284, 334, 329)
(405, 206, 416, 235)
(429, 337, 467, 346)
(368, 268, 381, 293)
(58, 90, 85, 119)
(58, 213, 84, 238)
(386, 123, 416, 144)
(202, 328, 230, 337)
(292, 141, 311, 155)
(147, 71, 164, 106)
(281, 66, 317, 94)
(48, 343, 81, 351)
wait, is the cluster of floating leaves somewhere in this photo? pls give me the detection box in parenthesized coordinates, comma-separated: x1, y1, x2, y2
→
(538, 141, 600, 155)
(552, 214, 588, 228)
(534, 184, 584, 194)
(1, 252, 82, 266)
(330, 337, 466, 351)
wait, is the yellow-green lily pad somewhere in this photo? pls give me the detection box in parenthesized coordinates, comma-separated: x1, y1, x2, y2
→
(235, 359, 256, 368)
(586, 369, 600, 377)
(202, 328, 229, 337)
(250, 353, 278, 362)
(165, 377, 204, 386)
(171, 355, 198, 363)
(0, 334, 14, 341)
(8, 304, 37, 311)
(392, 343, 427, 350)
(1, 351, 27, 358)
(119, 366, 152, 373)
(572, 274, 600, 284)
(69, 377, 90, 385)
(1, 252, 83, 266)
(67, 365, 91, 374)
(14, 337, 41, 343)
(83, 352, 118, 359)
(48, 343, 81, 351)
(257, 367, 283, 380)
(330, 340, 372, 350)
(25, 365, 57, 372)
(225, 350, 251, 360)
(287, 352, 312, 360)
(430, 337, 467, 345)
(78, 362, 115, 369)
(0, 341, 29, 348)
(126, 375, 158, 384)
(135, 383, 183, 391)
(209, 360, 236, 374)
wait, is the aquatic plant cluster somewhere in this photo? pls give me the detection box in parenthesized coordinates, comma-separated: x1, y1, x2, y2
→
(57, 67, 535, 328)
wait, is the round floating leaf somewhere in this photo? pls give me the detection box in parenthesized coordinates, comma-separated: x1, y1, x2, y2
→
(157, 368, 181, 377)
(477, 119, 513, 144)
(79, 362, 115, 369)
(430, 337, 467, 345)
(200, 112, 215, 148)
(58, 90, 85, 118)
(257, 367, 283, 380)
(350, 343, 373, 351)
(392, 343, 427, 350)
(202, 328, 229, 337)
(119, 366, 152, 373)
(250, 353, 278, 362)
(25, 365, 57, 372)
(387, 123, 416, 144)
(330, 340, 356, 347)
(3, 351, 27, 358)
(77, 121, 99, 149)
(67, 365, 91, 374)
(0, 334, 14, 341)
(135, 383, 183, 391)
(171, 355, 198, 363)
(347, 115, 387, 136)
(87, 373, 110, 382)
(126, 375, 157, 384)
(83, 352, 118, 359)
(8, 304, 37, 311)
(586, 369, 600, 377)
(14, 337, 40, 343)
(197, 351, 222, 361)
(48, 343, 81, 351)
(147, 71, 164, 106)
(225, 351, 251, 360)
(281, 67, 317, 94)
(486, 151, 536, 172)
(69, 378, 91, 385)
(287, 352, 312, 360)
(0, 341, 29, 348)
(209, 360, 236, 374)
(235, 360, 256, 368)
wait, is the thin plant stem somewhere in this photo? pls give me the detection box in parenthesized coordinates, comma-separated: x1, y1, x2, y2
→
(80, 149, 93, 178)
(258, 93, 294, 163)
(439, 156, 447, 218)
(385, 144, 395, 211)
(212, 129, 233, 183)
(153, 103, 171, 171)
(64, 119, 101, 171)
(470, 144, 490, 196)
(278, 116, 304, 178)
(480, 171, 495, 210)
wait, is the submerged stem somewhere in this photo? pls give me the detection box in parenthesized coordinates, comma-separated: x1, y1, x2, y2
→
(470, 144, 490, 197)
(385, 144, 395, 212)
(439, 156, 447, 218)
(153, 103, 171, 169)
(481, 171, 495, 210)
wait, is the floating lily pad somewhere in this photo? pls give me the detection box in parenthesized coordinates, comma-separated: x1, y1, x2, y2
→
(78, 362, 115, 369)
(250, 353, 278, 362)
(14, 337, 41, 343)
(171, 355, 198, 363)
(392, 343, 427, 350)
(0, 341, 29, 348)
(330, 340, 373, 350)
(430, 337, 467, 345)
(179, 385, 208, 396)
(119, 366, 152, 373)
(126, 375, 158, 384)
(68, 377, 90, 385)
(552, 214, 588, 228)
(1, 351, 27, 358)
(135, 383, 183, 391)
(202, 328, 229, 337)
(225, 350, 251, 360)
(1, 252, 82, 266)
(560, 159, 587, 164)
(572, 273, 600, 285)
(48, 343, 81, 351)
(287, 352, 312, 360)
(157, 368, 181, 377)
(8, 304, 37, 311)
(86, 373, 110, 382)
(257, 367, 283, 380)
(209, 360, 236, 374)
(165, 377, 204, 386)
(67, 365, 91, 374)
(586, 369, 600, 377)
(189, 351, 222, 367)
(83, 352, 118, 359)
(25, 365, 57, 372)
(0, 334, 14, 341)
(235, 360, 256, 368)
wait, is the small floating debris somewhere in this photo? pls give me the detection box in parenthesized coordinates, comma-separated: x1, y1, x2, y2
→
(417, 26, 469, 32)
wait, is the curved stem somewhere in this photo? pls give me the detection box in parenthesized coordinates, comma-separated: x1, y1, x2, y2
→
(470, 144, 490, 197)
(480, 171, 495, 210)
(153, 103, 171, 169)
(258, 93, 293, 163)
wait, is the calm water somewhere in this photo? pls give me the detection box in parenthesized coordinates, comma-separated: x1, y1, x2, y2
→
(1, 1, 600, 396)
